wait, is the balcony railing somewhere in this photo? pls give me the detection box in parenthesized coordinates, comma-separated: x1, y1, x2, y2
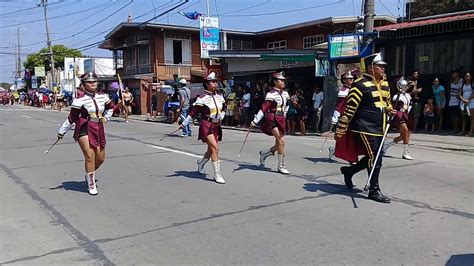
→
(156, 64, 191, 80)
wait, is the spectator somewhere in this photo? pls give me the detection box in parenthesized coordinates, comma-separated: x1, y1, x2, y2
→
(151, 89, 157, 119)
(250, 83, 265, 119)
(240, 86, 251, 127)
(178, 79, 192, 136)
(311, 85, 323, 132)
(224, 88, 236, 126)
(286, 89, 298, 134)
(459, 71, 473, 136)
(424, 98, 435, 132)
(448, 68, 463, 134)
(432, 77, 446, 131)
(296, 89, 307, 135)
(407, 70, 423, 132)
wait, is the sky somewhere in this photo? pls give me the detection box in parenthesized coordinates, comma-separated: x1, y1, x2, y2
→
(0, 0, 404, 83)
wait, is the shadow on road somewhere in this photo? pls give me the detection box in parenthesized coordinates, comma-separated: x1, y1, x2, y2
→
(303, 182, 366, 208)
(166, 170, 214, 182)
(49, 181, 88, 193)
(232, 163, 272, 173)
(304, 157, 339, 164)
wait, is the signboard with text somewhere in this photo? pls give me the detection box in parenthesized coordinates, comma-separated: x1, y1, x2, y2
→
(199, 16, 220, 59)
(34, 66, 45, 77)
(31, 75, 38, 89)
(328, 35, 359, 59)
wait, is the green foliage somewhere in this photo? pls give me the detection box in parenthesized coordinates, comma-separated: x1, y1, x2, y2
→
(0, 82, 12, 89)
(23, 44, 82, 72)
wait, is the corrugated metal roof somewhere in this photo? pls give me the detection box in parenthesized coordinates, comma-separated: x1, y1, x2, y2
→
(375, 13, 474, 31)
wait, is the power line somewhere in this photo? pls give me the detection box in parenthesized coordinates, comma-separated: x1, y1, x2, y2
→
(0, 3, 112, 29)
(220, 0, 344, 17)
(19, 0, 133, 48)
(214, 0, 219, 17)
(221, 0, 271, 15)
(378, 0, 396, 17)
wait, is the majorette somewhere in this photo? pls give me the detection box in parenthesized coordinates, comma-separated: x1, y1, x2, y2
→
(251, 71, 291, 174)
(328, 71, 355, 160)
(57, 72, 114, 195)
(180, 72, 227, 184)
(383, 77, 414, 160)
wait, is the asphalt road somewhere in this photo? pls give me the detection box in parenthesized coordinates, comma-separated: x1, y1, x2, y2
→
(1, 105, 473, 265)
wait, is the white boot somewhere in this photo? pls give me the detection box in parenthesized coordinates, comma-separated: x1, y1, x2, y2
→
(328, 147, 335, 160)
(197, 155, 209, 174)
(212, 161, 226, 184)
(382, 140, 396, 153)
(402, 144, 413, 160)
(85, 172, 98, 195)
(259, 148, 274, 167)
(277, 154, 290, 174)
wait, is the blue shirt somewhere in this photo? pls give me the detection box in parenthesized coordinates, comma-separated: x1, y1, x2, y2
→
(432, 85, 445, 106)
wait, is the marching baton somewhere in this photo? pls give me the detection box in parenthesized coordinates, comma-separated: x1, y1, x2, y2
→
(159, 127, 181, 141)
(44, 138, 61, 154)
(364, 77, 406, 191)
(237, 128, 251, 158)
(319, 124, 335, 153)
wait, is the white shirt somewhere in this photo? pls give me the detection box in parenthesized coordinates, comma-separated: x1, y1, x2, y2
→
(242, 93, 251, 108)
(449, 81, 462, 106)
(312, 91, 323, 109)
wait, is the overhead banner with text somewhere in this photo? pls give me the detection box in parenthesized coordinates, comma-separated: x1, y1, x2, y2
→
(200, 16, 220, 59)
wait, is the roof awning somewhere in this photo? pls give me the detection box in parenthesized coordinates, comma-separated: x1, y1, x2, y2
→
(259, 54, 315, 62)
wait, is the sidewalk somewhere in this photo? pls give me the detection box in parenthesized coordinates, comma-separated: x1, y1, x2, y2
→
(127, 114, 474, 152)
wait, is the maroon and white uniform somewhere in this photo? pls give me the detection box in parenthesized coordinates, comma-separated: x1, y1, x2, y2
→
(253, 88, 290, 135)
(331, 84, 350, 124)
(391, 92, 413, 129)
(182, 90, 226, 142)
(58, 91, 113, 148)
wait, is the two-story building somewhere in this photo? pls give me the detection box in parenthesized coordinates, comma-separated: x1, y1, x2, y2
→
(99, 15, 395, 118)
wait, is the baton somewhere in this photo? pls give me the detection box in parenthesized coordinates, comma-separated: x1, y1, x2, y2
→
(237, 128, 251, 158)
(44, 138, 61, 154)
(159, 127, 181, 141)
(319, 124, 335, 153)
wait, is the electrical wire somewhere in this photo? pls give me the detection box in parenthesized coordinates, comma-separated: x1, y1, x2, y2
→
(220, 0, 344, 17)
(221, 0, 271, 15)
(378, 0, 396, 17)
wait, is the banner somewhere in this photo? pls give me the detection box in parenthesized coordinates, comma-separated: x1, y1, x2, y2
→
(199, 16, 220, 59)
(31, 76, 38, 89)
(34, 66, 45, 77)
(328, 35, 359, 59)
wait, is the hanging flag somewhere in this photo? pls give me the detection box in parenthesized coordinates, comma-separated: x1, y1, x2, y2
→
(179, 11, 201, 20)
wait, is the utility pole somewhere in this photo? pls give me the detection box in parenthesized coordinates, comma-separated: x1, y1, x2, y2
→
(363, 0, 375, 33)
(17, 27, 21, 80)
(42, 0, 55, 90)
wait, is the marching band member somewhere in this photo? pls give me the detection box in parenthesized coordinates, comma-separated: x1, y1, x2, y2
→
(181, 72, 226, 184)
(383, 78, 414, 160)
(328, 71, 354, 160)
(334, 53, 395, 203)
(57, 72, 114, 195)
(251, 71, 291, 174)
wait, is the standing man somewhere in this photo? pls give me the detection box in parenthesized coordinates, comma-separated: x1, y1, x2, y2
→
(122, 87, 134, 122)
(407, 70, 423, 132)
(334, 53, 394, 204)
(312, 85, 324, 132)
(178, 78, 192, 137)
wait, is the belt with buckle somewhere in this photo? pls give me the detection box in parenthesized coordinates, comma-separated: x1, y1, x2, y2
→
(88, 117, 102, 123)
(207, 117, 220, 124)
(271, 111, 284, 116)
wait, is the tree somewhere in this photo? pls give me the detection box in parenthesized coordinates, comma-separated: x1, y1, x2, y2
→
(23, 44, 82, 72)
(0, 82, 12, 89)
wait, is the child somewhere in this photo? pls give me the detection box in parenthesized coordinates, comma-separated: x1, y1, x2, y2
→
(424, 98, 435, 132)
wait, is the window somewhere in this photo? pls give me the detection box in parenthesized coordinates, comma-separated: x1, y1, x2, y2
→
(113, 50, 123, 69)
(125, 48, 136, 67)
(227, 39, 253, 50)
(267, 40, 287, 50)
(138, 45, 150, 73)
(303, 35, 324, 49)
(164, 38, 191, 65)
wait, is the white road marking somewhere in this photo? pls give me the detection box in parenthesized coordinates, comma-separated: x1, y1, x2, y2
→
(21, 115, 32, 118)
(149, 144, 201, 158)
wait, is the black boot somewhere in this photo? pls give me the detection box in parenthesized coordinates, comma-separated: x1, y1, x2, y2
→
(340, 166, 354, 189)
(368, 188, 391, 203)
